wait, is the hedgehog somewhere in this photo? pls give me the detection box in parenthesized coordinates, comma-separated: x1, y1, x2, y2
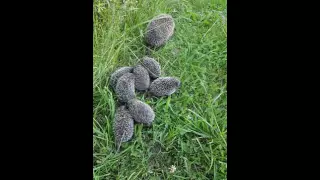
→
(110, 66, 133, 90)
(127, 99, 155, 126)
(141, 56, 161, 79)
(115, 73, 136, 103)
(133, 65, 150, 91)
(145, 14, 175, 48)
(149, 77, 181, 97)
(113, 106, 134, 149)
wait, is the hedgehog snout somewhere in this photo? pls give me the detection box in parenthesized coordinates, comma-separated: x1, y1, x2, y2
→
(177, 81, 181, 87)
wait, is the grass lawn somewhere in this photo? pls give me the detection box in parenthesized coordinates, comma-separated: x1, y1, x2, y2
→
(93, 0, 227, 179)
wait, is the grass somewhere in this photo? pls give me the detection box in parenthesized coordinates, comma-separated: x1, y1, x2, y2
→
(93, 0, 227, 179)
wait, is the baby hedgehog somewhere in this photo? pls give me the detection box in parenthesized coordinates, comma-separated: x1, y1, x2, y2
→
(145, 14, 175, 48)
(127, 99, 155, 126)
(113, 106, 134, 148)
(149, 77, 180, 97)
(133, 65, 150, 91)
(110, 66, 133, 90)
(115, 73, 136, 103)
(141, 56, 161, 79)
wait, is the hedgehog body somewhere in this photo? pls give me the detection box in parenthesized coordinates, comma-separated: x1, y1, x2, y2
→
(133, 65, 150, 91)
(127, 99, 155, 126)
(142, 57, 161, 79)
(115, 73, 136, 103)
(149, 77, 180, 96)
(110, 67, 133, 90)
(113, 106, 134, 146)
(145, 14, 175, 48)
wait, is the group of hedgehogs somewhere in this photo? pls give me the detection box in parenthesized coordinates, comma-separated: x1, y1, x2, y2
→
(110, 14, 179, 149)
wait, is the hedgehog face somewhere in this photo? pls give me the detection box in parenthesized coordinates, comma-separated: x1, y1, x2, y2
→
(110, 67, 133, 90)
(141, 56, 161, 79)
(133, 65, 150, 91)
(149, 77, 181, 97)
(127, 99, 155, 126)
(115, 73, 136, 103)
(171, 78, 180, 87)
(113, 106, 134, 146)
(145, 14, 175, 48)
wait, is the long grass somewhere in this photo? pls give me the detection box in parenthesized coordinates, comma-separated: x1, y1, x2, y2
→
(94, 0, 227, 179)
